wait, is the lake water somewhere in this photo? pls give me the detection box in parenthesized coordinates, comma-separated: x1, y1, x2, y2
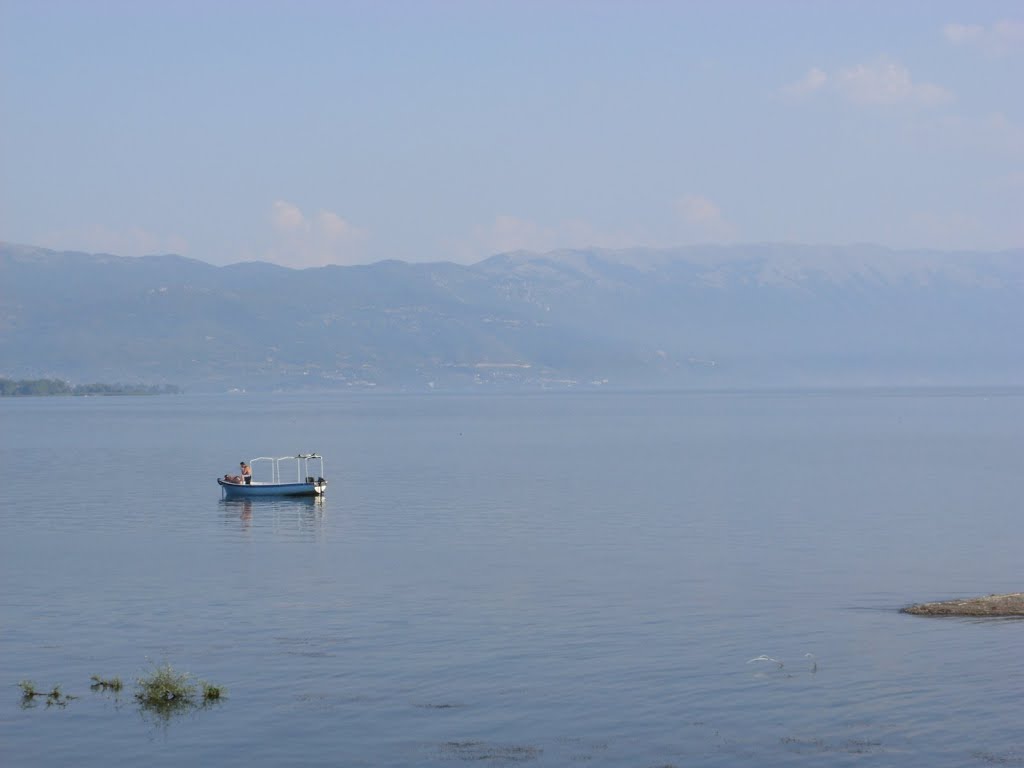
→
(1, 389, 1023, 766)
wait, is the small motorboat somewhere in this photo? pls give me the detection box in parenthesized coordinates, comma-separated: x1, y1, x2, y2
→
(218, 453, 327, 498)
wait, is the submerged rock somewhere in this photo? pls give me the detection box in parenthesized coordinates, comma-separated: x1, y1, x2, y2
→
(901, 593, 1024, 617)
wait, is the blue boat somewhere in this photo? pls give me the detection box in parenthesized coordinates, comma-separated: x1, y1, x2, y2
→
(218, 453, 327, 498)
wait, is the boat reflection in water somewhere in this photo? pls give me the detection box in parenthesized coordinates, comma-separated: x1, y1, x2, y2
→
(220, 496, 325, 537)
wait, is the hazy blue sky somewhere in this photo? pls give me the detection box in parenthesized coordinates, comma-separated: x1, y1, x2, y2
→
(2, 1, 1021, 267)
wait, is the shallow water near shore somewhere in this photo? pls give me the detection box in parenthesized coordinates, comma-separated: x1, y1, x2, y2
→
(2, 388, 1023, 766)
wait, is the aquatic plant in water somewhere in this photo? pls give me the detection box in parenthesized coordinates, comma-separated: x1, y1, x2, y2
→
(18, 680, 75, 708)
(18, 667, 222, 718)
(201, 682, 223, 701)
(136, 663, 197, 709)
(135, 663, 224, 721)
(90, 675, 123, 692)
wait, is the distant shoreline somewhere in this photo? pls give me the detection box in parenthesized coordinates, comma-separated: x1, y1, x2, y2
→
(0, 378, 181, 397)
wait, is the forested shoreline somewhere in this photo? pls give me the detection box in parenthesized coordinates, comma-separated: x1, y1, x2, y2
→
(0, 378, 181, 397)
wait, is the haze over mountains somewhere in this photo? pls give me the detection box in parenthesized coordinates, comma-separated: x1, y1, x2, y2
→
(2, 241, 1021, 391)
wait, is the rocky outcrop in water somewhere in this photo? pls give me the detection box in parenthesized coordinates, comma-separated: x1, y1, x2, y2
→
(901, 593, 1024, 617)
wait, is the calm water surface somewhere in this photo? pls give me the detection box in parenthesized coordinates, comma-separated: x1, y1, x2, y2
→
(1, 389, 1022, 766)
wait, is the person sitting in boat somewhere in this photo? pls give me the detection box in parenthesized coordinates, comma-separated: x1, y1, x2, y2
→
(240, 462, 252, 485)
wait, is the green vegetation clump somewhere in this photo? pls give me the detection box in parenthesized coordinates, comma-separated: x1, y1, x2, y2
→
(90, 675, 123, 692)
(136, 663, 196, 708)
(201, 682, 223, 701)
(18, 680, 75, 708)
(17, 667, 222, 718)
(134, 663, 224, 720)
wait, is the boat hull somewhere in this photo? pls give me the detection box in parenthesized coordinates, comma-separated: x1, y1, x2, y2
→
(218, 478, 327, 498)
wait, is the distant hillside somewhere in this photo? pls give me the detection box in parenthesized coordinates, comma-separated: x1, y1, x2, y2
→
(1, 241, 1021, 390)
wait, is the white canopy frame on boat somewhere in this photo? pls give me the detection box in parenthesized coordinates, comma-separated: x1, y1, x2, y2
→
(248, 453, 325, 484)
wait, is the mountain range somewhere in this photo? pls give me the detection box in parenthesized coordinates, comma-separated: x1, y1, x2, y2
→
(1, 241, 1021, 391)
